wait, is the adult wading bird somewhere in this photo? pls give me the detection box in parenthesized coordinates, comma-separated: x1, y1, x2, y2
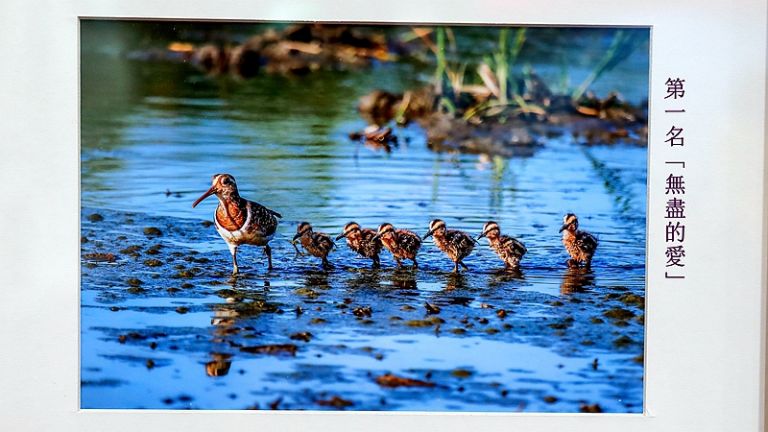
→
(372, 223, 421, 268)
(559, 213, 598, 268)
(423, 219, 475, 273)
(477, 221, 527, 270)
(293, 222, 335, 269)
(192, 174, 281, 275)
(336, 222, 382, 268)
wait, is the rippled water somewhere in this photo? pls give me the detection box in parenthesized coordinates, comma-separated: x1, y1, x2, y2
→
(80, 22, 648, 412)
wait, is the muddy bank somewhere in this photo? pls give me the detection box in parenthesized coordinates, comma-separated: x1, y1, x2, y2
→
(353, 28, 647, 156)
(355, 84, 647, 157)
(81, 207, 644, 411)
(129, 24, 411, 78)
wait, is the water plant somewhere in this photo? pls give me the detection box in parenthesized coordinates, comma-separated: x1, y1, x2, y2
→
(571, 29, 646, 102)
(421, 26, 643, 124)
(434, 27, 447, 95)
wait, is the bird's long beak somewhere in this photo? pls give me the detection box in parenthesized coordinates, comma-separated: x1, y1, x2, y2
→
(292, 232, 302, 241)
(558, 223, 569, 233)
(335, 232, 348, 241)
(476, 231, 487, 240)
(422, 228, 435, 240)
(192, 186, 216, 208)
(371, 232, 382, 241)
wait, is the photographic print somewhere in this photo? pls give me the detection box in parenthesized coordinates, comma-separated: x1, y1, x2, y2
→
(80, 20, 649, 412)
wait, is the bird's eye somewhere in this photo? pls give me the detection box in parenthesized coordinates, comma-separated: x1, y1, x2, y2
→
(222, 178, 231, 185)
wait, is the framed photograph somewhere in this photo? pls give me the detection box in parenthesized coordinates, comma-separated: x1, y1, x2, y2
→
(1, 0, 766, 431)
(79, 18, 650, 414)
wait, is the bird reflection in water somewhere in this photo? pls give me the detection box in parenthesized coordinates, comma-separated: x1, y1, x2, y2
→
(205, 353, 233, 377)
(487, 267, 525, 289)
(390, 267, 418, 290)
(211, 304, 239, 339)
(301, 269, 330, 291)
(344, 268, 383, 290)
(444, 272, 468, 290)
(560, 266, 596, 295)
(207, 300, 239, 377)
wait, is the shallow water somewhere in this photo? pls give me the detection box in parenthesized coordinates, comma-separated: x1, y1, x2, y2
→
(80, 23, 647, 412)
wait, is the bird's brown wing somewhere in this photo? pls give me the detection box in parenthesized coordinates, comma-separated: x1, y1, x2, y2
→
(447, 230, 475, 260)
(314, 232, 335, 254)
(361, 228, 382, 256)
(249, 201, 280, 236)
(501, 235, 527, 256)
(576, 231, 598, 254)
(397, 230, 422, 254)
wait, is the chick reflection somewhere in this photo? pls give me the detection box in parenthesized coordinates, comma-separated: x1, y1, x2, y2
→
(345, 268, 383, 290)
(560, 266, 596, 294)
(444, 272, 467, 290)
(390, 267, 418, 290)
(365, 140, 393, 153)
(302, 269, 330, 290)
(211, 304, 239, 339)
(208, 302, 238, 378)
(487, 267, 525, 289)
(205, 353, 233, 377)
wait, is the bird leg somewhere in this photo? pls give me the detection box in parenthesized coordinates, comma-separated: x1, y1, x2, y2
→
(395, 257, 402, 267)
(372, 256, 380, 269)
(411, 258, 418, 268)
(265, 245, 273, 270)
(322, 257, 334, 270)
(459, 261, 469, 271)
(453, 262, 459, 273)
(229, 244, 239, 275)
(291, 241, 305, 257)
